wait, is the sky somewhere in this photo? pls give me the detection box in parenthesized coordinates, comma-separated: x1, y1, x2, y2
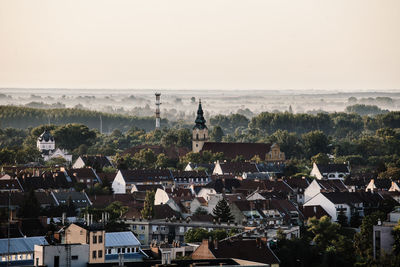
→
(0, 0, 399, 90)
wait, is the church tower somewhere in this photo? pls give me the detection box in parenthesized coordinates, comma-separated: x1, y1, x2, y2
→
(192, 100, 209, 152)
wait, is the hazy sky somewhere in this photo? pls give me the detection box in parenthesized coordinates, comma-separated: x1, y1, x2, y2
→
(0, 0, 399, 90)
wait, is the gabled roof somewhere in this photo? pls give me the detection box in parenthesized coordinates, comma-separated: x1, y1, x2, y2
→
(316, 164, 350, 174)
(300, 205, 330, 220)
(205, 178, 241, 194)
(209, 239, 280, 265)
(89, 194, 136, 209)
(321, 192, 363, 204)
(153, 204, 181, 219)
(105, 231, 141, 247)
(76, 155, 113, 169)
(202, 142, 271, 160)
(316, 179, 348, 192)
(66, 168, 98, 179)
(172, 170, 208, 179)
(371, 178, 392, 190)
(119, 169, 173, 183)
(217, 161, 258, 175)
(0, 236, 48, 254)
(52, 191, 91, 208)
(284, 177, 310, 189)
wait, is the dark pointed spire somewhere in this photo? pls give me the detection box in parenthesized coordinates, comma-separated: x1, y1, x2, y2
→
(194, 99, 207, 129)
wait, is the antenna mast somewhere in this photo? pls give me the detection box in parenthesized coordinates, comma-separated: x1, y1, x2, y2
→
(155, 93, 161, 129)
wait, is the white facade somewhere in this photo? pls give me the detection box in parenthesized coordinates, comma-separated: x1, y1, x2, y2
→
(34, 244, 89, 267)
(304, 179, 323, 202)
(310, 163, 349, 180)
(212, 161, 224, 175)
(112, 170, 127, 194)
(303, 193, 338, 221)
(43, 148, 73, 163)
(154, 188, 171, 205)
(72, 157, 86, 169)
(197, 188, 217, 201)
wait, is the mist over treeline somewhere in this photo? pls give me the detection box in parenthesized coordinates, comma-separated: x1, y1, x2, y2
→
(0, 89, 400, 122)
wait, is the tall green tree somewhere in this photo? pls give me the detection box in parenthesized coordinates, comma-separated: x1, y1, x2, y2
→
(212, 198, 234, 222)
(141, 190, 155, 220)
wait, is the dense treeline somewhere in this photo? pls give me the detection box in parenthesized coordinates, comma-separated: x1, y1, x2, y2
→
(0, 105, 166, 132)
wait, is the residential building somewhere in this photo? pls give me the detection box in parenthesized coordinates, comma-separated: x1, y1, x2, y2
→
(64, 222, 105, 264)
(0, 236, 48, 266)
(310, 163, 350, 180)
(72, 155, 113, 170)
(373, 207, 400, 259)
(105, 231, 147, 263)
(34, 243, 89, 267)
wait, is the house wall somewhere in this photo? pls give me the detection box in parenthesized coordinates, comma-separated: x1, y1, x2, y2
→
(197, 188, 217, 201)
(373, 225, 395, 259)
(65, 224, 88, 244)
(88, 230, 105, 263)
(73, 157, 86, 169)
(154, 188, 170, 205)
(303, 193, 337, 221)
(212, 162, 223, 175)
(112, 171, 127, 194)
(34, 244, 89, 267)
(266, 143, 285, 163)
(310, 163, 322, 179)
(304, 180, 322, 202)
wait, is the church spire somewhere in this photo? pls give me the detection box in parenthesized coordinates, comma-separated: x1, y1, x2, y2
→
(194, 99, 207, 129)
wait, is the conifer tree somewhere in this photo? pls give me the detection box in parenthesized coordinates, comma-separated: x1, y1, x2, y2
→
(141, 190, 155, 220)
(212, 198, 234, 222)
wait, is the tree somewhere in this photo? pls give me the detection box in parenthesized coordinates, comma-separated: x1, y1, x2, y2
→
(156, 153, 169, 168)
(212, 198, 234, 223)
(194, 207, 208, 215)
(52, 123, 96, 150)
(19, 190, 40, 218)
(311, 153, 330, 165)
(354, 211, 386, 264)
(141, 191, 155, 219)
(350, 211, 361, 228)
(337, 210, 348, 227)
(105, 201, 129, 220)
(210, 126, 224, 142)
(307, 216, 341, 250)
(302, 130, 330, 159)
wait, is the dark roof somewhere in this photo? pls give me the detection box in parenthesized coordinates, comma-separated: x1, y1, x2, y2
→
(209, 239, 280, 265)
(205, 178, 241, 194)
(153, 204, 181, 219)
(300, 205, 330, 220)
(17, 171, 74, 191)
(66, 168, 98, 180)
(317, 179, 348, 192)
(135, 184, 163, 192)
(172, 170, 209, 179)
(218, 162, 259, 175)
(89, 194, 136, 209)
(202, 142, 271, 160)
(97, 172, 117, 184)
(372, 178, 392, 190)
(0, 179, 23, 191)
(77, 155, 112, 169)
(189, 214, 214, 222)
(316, 164, 350, 174)
(321, 192, 363, 204)
(38, 129, 54, 142)
(119, 169, 173, 183)
(193, 101, 207, 130)
(284, 177, 310, 189)
(52, 191, 91, 208)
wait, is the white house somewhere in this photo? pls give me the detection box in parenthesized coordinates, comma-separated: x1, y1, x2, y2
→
(310, 163, 350, 180)
(154, 188, 181, 213)
(112, 170, 173, 194)
(37, 130, 72, 163)
(196, 188, 217, 201)
(304, 192, 363, 223)
(365, 179, 400, 192)
(304, 179, 348, 202)
(34, 243, 89, 267)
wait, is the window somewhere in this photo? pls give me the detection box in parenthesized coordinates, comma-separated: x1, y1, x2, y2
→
(118, 248, 121, 253)
(140, 226, 145, 230)
(99, 235, 103, 243)
(132, 225, 137, 230)
(92, 251, 97, 259)
(93, 235, 97, 244)
(98, 250, 103, 258)
(72, 256, 78, 260)
(122, 248, 125, 253)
